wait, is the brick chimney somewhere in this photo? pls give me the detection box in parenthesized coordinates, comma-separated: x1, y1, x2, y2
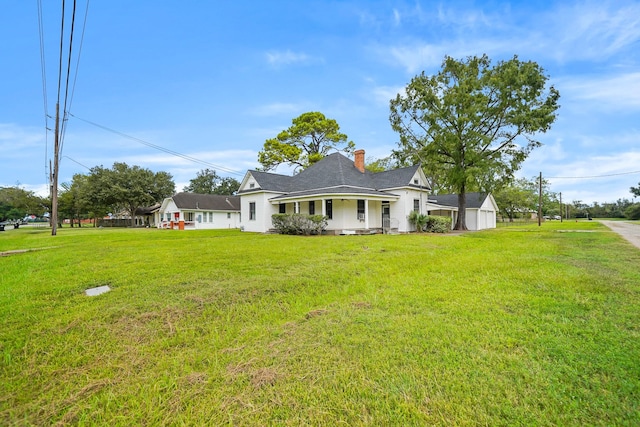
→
(354, 149, 365, 173)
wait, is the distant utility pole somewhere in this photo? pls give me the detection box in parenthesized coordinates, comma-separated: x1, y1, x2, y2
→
(559, 192, 563, 223)
(538, 172, 542, 226)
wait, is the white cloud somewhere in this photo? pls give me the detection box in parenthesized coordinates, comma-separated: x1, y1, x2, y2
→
(546, 1, 640, 62)
(0, 123, 44, 152)
(368, 85, 405, 107)
(559, 72, 640, 110)
(392, 9, 401, 27)
(371, 1, 640, 74)
(265, 50, 320, 68)
(249, 102, 304, 117)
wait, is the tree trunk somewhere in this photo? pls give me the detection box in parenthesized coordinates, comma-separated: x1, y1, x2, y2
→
(454, 191, 468, 230)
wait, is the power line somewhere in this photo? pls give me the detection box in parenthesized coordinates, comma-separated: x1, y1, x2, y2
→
(67, 0, 90, 117)
(68, 114, 245, 177)
(37, 0, 50, 184)
(546, 170, 640, 179)
(59, 0, 78, 157)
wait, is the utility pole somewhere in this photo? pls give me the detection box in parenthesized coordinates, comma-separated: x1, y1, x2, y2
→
(538, 172, 542, 226)
(51, 102, 60, 236)
(559, 192, 563, 223)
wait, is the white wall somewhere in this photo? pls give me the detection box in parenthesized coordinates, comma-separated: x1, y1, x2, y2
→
(241, 193, 279, 232)
(389, 188, 426, 232)
(193, 211, 239, 229)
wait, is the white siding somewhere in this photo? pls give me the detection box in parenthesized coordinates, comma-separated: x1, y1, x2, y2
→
(194, 211, 240, 229)
(240, 193, 280, 232)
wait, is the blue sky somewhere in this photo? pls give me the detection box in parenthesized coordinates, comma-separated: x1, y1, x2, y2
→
(2, 0, 639, 204)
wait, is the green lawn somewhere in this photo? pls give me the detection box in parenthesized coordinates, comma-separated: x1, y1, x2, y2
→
(1, 222, 639, 426)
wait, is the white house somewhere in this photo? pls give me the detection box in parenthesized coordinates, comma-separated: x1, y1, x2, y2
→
(237, 149, 432, 234)
(426, 193, 498, 230)
(157, 192, 240, 230)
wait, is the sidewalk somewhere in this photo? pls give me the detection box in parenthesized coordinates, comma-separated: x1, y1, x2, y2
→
(599, 221, 640, 250)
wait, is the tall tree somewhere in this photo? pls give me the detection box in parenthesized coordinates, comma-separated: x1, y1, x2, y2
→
(0, 186, 47, 221)
(494, 178, 538, 221)
(215, 177, 241, 195)
(631, 182, 640, 198)
(183, 169, 221, 194)
(86, 163, 175, 227)
(390, 55, 560, 230)
(258, 111, 355, 172)
(183, 169, 240, 195)
(365, 155, 397, 173)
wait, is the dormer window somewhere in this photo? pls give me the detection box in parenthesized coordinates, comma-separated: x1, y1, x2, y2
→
(413, 179, 419, 185)
(249, 183, 255, 189)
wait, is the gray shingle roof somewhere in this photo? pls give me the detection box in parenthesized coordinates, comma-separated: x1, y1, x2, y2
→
(241, 152, 425, 197)
(244, 170, 294, 193)
(429, 193, 488, 209)
(270, 186, 399, 200)
(171, 192, 240, 211)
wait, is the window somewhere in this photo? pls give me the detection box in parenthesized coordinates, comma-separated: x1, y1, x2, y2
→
(186, 212, 194, 221)
(414, 179, 419, 185)
(309, 201, 315, 215)
(202, 213, 207, 223)
(325, 199, 333, 219)
(279, 203, 286, 214)
(249, 183, 255, 189)
(209, 212, 213, 222)
(249, 202, 256, 220)
(227, 212, 231, 219)
(357, 200, 365, 220)
(413, 199, 420, 212)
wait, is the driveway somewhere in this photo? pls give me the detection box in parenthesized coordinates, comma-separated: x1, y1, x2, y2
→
(599, 221, 640, 250)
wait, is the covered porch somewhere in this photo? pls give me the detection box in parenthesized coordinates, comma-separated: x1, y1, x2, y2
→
(269, 192, 401, 234)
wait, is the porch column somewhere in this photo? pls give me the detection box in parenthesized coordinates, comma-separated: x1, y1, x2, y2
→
(322, 199, 326, 216)
(364, 199, 369, 229)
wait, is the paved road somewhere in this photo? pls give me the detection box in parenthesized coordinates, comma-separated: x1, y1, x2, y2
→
(599, 221, 640, 250)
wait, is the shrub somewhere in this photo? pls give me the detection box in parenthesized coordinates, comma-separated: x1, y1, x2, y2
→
(408, 210, 429, 232)
(425, 215, 451, 233)
(625, 203, 640, 220)
(271, 214, 328, 235)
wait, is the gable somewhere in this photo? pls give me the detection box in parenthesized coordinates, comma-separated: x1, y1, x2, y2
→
(238, 170, 292, 193)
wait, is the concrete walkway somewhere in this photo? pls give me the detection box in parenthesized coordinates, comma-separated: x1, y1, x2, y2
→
(599, 220, 640, 250)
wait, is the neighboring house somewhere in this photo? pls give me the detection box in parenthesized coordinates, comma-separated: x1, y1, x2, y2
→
(134, 203, 161, 227)
(157, 192, 240, 230)
(426, 193, 498, 230)
(237, 149, 432, 234)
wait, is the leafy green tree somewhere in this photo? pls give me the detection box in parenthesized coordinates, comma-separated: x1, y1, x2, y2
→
(215, 177, 241, 195)
(390, 54, 560, 230)
(258, 111, 355, 171)
(625, 203, 640, 220)
(494, 178, 537, 221)
(183, 169, 240, 195)
(0, 186, 47, 221)
(183, 168, 220, 194)
(365, 156, 397, 173)
(86, 163, 175, 227)
(631, 182, 640, 198)
(58, 174, 93, 227)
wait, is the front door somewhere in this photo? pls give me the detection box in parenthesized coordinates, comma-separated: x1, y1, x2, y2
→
(382, 203, 390, 232)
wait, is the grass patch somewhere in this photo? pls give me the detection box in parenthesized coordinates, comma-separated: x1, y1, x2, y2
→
(1, 223, 639, 425)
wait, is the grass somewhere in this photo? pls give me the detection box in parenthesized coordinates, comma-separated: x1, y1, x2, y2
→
(1, 221, 639, 425)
